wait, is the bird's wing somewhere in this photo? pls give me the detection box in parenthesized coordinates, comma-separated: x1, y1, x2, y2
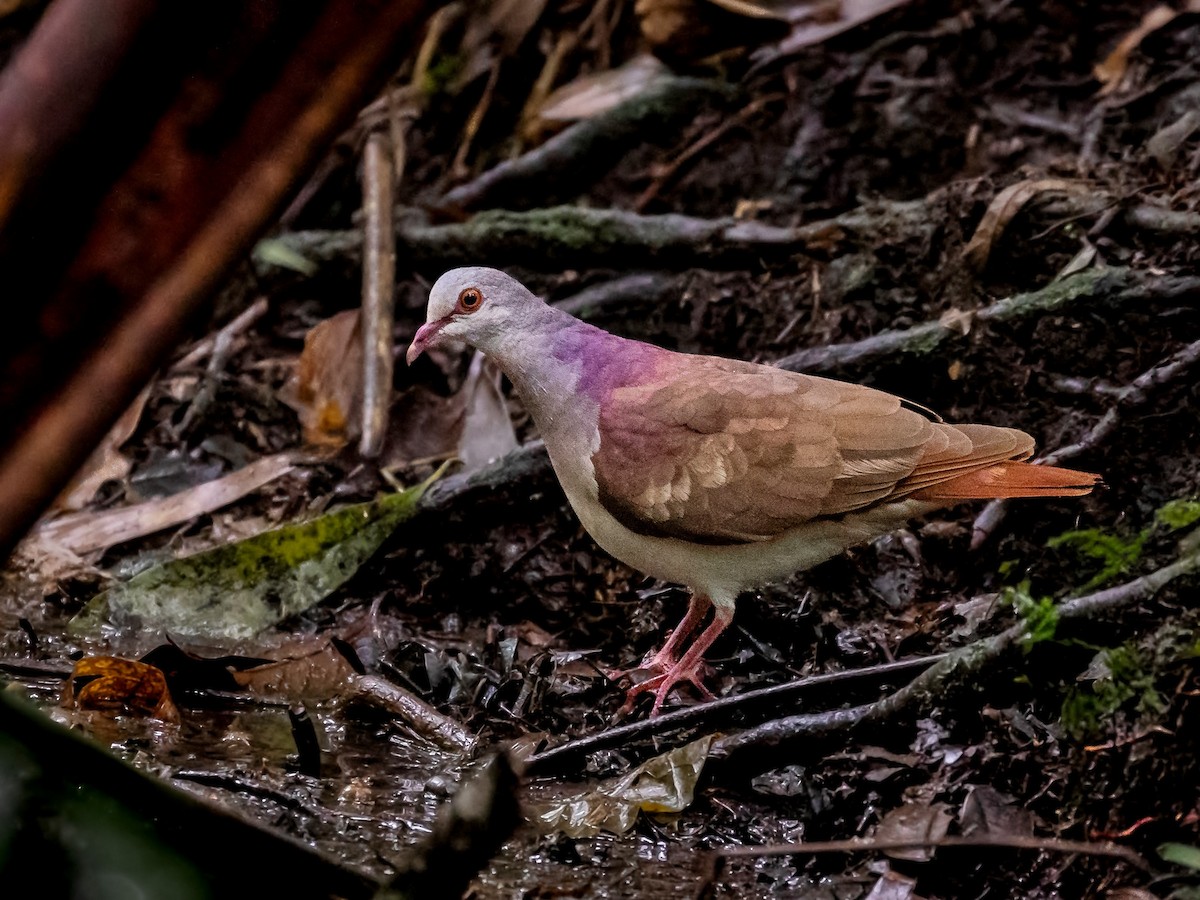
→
(591, 356, 946, 543)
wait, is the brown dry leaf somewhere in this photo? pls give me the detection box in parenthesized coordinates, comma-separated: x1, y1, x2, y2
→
(636, 0, 791, 62)
(487, 0, 549, 54)
(53, 385, 151, 513)
(284, 309, 364, 448)
(770, 0, 913, 56)
(30, 452, 295, 556)
(874, 800, 954, 861)
(385, 351, 516, 471)
(62, 656, 179, 723)
(959, 784, 1034, 838)
(938, 307, 975, 336)
(537, 54, 671, 124)
(962, 178, 1086, 271)
(230, 637, 358, 702)
(385, 385, 465, 466)
(1093, 4, 1181, 96)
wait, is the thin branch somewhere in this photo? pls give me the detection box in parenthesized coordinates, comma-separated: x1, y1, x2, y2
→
(701, 833, 1152, 896)
(439, 77, 732, 211)
(360, 131, 397, 458)
(776, 269, 1200, 376)
(282, 199, 931, 269)
(352, 674, 477, 752)
(523, 655, 944, 775)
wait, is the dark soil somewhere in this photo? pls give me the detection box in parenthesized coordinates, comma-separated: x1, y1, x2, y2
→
(4, 1, 1200, 898)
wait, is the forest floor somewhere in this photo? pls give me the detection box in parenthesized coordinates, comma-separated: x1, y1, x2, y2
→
(3, 1, 1200, 898)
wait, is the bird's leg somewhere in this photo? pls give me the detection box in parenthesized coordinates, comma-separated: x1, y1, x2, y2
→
(647, 604, 734, 716)
(619, 600, 735, 717)
(640, 592, 712, 672)
(607, 592, 711, 682)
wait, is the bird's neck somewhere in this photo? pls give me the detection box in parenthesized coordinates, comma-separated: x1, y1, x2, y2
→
(489, 311, 663, 438)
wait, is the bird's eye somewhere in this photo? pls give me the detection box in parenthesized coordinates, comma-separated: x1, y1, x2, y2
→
(457, 287, 484, 313)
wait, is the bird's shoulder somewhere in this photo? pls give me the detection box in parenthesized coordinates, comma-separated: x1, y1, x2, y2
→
(590, 350, 932, 543)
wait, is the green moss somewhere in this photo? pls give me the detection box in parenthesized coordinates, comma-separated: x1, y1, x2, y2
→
(1046, 527, 1147, 590)
(1003, 580, 1059, 648)
(423, 52, 465, 97)
(1156, 498, 1200, 531)
(1045, 494, 1200, 590)
(1060, 644, 1166, 739)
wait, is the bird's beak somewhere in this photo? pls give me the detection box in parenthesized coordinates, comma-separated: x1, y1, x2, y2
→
(406, 318, 448, 365)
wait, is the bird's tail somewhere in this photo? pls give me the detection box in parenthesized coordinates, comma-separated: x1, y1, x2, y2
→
(912, 460, 1099, 500)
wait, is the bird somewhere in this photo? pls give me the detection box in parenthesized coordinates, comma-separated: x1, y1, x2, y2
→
(406, 267, 1099, 716)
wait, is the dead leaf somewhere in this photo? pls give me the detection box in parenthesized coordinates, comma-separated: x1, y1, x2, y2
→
(1056, 240, 1099, 280)
(769, 0, 913, 57)
(959, 784, 1034, 838)
(53, 385, 151, 513)
(1147, 109, 1200, 169)
(62, 656, 179, 723)
(962, 178, 1086, 271)
(30, 452, 295, 556)
(874, 800, 954, 861)
(486, 0, 549, 54)
(385, 385, 465, 466)
(938, 307, 975, 336)
(864, 870, 917, 900)
(537, 55, 671, 124)
(1093, 5, 1179, 96)
(636, 0, 791, 63)
(230, 637, 358, 702)
(531, 736, 713, 837)
(384, 351, 516, 471)
(709, 0, 792, 18)
(458, 352, 518, 474)
(283, 309, 364, 448)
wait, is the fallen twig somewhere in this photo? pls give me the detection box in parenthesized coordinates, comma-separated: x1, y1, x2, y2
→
(700, 834, 1152, 897)
(553, 272, 675, 318)
(708, 541, 1200, 768)
(351, 674, 477, 753)
(523, 655, 944, 775)
(776, 268, 1200, 376)
(383, 754, 520, 899)
(282, 199, 930, 269)
(440, 77, 732, 211)
(28, 452, 296, 556)
(360, 131, 396, 458)
(970, 336, 1200, 549)
(174, 296, 270, 370)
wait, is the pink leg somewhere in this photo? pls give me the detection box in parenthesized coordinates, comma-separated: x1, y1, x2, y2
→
(607, 592, 712, 681)
(640, 592, 712, 671)
(620, 600, 735, 717)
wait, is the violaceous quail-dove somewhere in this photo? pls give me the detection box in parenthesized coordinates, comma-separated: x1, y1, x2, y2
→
(407, 267, 1098, 716)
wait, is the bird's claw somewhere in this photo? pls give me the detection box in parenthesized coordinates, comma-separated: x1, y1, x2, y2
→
(616, 658, 715, 717)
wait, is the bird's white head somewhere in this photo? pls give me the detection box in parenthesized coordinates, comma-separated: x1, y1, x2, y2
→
(406, 267, 542, 365)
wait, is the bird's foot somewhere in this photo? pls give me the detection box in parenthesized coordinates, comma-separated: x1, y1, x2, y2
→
(604, 642, 681, 683)
(618, 658, 715, 717)
(614, 599, 733, 717)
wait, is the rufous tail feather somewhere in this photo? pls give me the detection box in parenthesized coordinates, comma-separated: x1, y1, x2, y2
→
(912, 461, 1099, 501)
